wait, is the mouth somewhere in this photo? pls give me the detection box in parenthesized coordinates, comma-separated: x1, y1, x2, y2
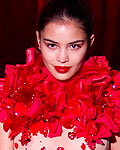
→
(54, 66, 71, 73)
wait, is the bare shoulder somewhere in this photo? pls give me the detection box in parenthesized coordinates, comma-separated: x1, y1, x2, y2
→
(0, 123, 14, 150)
(110, 136, 120, 150)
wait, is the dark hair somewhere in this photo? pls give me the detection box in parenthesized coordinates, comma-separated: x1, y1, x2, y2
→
(38, 0, 93, 40)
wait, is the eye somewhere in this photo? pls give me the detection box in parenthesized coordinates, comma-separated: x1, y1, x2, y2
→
(70, 44, 81, 50)
(47, 43, 57, 49)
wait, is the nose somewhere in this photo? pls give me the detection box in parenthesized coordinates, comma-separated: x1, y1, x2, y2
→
(56, 48, 69, 63)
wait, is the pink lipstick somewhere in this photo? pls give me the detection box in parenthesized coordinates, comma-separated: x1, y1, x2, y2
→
(54, 66, 71, 73)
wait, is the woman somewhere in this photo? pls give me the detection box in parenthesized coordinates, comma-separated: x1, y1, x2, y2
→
(0, 0, 120, 149)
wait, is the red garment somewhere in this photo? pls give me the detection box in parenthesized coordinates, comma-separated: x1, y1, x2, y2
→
(0, 48, 120, 150)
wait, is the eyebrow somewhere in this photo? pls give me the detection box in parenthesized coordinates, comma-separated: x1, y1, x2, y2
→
(43, 39, 58, 44)
(43, 38, 84, 44)
(68, 40, 84, 44)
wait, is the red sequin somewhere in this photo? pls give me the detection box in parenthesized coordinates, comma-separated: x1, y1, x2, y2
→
(14, 143, 18, 149)
(41, 146, 46, 150)
(57, 147, 64, 150)
(68, 132, 76, 140)
(81, 143, 86, 150)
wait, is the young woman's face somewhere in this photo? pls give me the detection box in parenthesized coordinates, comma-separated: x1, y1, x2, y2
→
(38, 20, 89, 80)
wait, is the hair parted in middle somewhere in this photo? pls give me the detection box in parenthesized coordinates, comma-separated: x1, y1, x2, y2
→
(38, 0, 94, 41)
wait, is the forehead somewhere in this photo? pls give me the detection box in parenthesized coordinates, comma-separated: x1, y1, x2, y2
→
(40, 19, 87, 40)
(43, 18, 85, 30)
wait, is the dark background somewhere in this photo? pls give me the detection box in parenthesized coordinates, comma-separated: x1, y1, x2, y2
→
(0, 0, 120, 77)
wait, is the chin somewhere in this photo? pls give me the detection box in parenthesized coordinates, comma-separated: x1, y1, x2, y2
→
(53, 74, 72, 81)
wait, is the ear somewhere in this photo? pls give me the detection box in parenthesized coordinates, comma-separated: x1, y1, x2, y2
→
(36, 31, 41, 50)
(90, 34, 95, 46)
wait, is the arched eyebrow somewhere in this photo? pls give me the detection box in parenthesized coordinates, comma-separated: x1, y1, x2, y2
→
(43, 38, 84, 44)
(68, 40, 84, 44)
(43, 39, 58, 44)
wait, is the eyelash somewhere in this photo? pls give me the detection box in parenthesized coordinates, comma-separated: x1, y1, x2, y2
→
(46, 43, 82, 50)
(47, 43, 57, 49)
(47, 44, 56, 47)
(70, 44, 81, 49)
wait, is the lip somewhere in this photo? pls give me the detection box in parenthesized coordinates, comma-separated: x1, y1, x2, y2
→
(54, 66, 71, 73)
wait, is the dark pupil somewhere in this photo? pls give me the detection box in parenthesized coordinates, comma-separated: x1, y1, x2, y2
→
(72, 44, 76, 48)
(51, 44, 55, 47)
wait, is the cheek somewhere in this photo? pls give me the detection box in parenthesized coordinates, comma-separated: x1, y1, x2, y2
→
(41, 50, 57, 64)
(41, 51, 55, 65)
(72, 50, 87, 65)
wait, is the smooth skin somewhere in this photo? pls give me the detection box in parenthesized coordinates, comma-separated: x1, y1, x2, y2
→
(0, 123, 13, 150)
(36, 19, 94, 81)
(110, 136, 120, 150)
